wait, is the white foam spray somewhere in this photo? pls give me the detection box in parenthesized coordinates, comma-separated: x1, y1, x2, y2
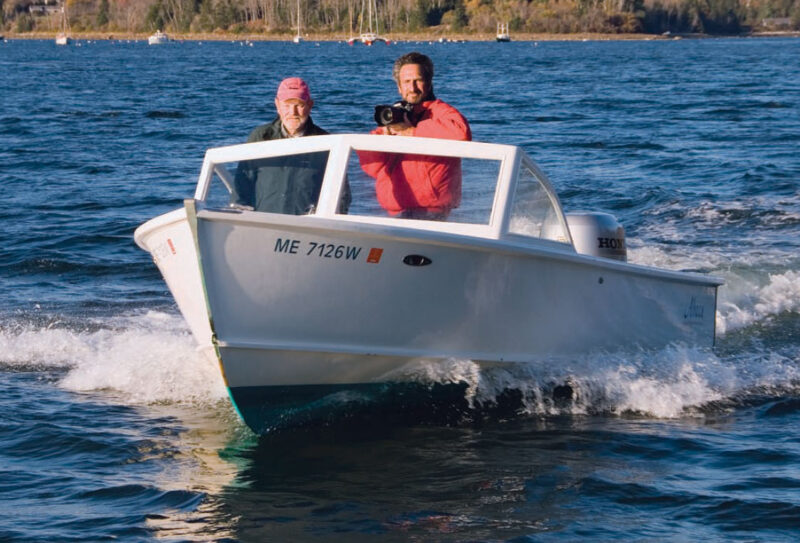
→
(716, 270, 800, 334)
(390, 343, 799, 419)
(0, 311, 228, 405)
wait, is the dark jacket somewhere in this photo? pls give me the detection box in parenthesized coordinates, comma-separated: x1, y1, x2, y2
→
(231, 117, 349, 214)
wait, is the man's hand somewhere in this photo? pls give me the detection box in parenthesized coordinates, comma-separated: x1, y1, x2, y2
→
(385, 122, 415, 137)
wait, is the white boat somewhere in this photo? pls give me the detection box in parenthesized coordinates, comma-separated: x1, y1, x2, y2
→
(55, 6, 71, 45)
(148, 30, 170, 45)
(347, 0, 389, 45)
(135, 135, 722, 433)
(496, 22, 511, 42)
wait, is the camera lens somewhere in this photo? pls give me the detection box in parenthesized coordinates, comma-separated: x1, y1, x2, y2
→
(379, 108, 395, 125)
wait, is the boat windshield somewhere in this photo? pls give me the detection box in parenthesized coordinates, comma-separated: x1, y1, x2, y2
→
(197, 135, 571, 245)
(202, 146, 501, 225)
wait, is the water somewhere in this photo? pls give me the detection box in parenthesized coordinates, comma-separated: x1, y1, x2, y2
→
(1, 37, 799, 541)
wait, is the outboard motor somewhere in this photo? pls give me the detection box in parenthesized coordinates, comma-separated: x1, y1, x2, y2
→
(566, 212, 627, 262)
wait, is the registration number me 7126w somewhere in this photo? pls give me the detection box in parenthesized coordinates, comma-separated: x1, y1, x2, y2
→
(274, 238, 363, 261)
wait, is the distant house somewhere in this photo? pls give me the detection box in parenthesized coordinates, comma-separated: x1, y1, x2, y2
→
(761, 17, 792, 28)
(29, 0, 62, 16)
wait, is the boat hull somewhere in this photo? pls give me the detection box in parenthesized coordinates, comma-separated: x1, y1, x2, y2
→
(229, 380, 476, 433)
(186, 208, 717, 388)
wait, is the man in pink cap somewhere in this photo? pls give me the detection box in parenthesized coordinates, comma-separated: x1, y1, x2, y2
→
(231, 77, 349, 214)
(242, 77, 326, 142)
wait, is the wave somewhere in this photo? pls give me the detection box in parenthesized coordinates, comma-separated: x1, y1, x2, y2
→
(144, 110, 186, 119)
(388, 345, 800, 420)
(0, 312, 228, 404)
(716, 270, 800, 334)
(636, 194, 800, 241)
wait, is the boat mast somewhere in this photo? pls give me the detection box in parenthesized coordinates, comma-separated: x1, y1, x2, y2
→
(370, 0, 381, 34)
(296, 0, 301, 39)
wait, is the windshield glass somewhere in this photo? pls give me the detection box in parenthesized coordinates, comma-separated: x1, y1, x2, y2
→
(508, 164, 569, 243)
(341, 148, 501, 225)
(204, 151, 331, 215)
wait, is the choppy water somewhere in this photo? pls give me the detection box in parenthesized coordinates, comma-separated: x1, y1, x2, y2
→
(1, 37, 799, 541)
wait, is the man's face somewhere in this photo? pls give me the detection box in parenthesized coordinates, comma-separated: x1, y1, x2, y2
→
(275, 97, 313, 136)
(396, 64, 430, 105)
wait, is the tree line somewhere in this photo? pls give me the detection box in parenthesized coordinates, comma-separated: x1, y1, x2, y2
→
(3, 0, 799, 35)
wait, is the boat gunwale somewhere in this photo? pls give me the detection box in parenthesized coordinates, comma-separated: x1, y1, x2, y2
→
(193, 206, 724, 287)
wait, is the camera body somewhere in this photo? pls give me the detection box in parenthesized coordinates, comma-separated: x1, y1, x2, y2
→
(374, 101, 414, 126)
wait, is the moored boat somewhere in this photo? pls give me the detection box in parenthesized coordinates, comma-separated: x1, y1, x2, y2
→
(55, 5, 71, 45)
(135, 135, 722, 433)
(496, 22, 511, 42)
(347, 0, 389, 45)
(292, 0, 304, 43)
(148, 30, 170, 45)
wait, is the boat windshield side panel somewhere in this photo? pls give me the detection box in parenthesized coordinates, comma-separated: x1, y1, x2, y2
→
(507, 158, 572, 245)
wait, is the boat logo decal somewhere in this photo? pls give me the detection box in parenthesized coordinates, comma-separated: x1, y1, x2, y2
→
(597, 237, 625, 252)
(403, 254, 432, 267)
(684, 296, 705, 321)
(167, 238, 177, 255)
(367, 248, 383, 264)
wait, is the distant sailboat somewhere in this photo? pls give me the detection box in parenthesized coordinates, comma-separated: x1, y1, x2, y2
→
(496, 22, 511, 42)
(55, 5, 72, 45)
(293, 0, 303, 43)
(347, 0, 389, 45)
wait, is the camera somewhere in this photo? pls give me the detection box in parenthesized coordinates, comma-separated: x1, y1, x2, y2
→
(374, 101, 413, 126)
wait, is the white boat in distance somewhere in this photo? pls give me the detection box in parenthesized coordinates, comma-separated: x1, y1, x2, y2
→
(55, 6, 71, 45)
(135, 135, 722, 433)
(148, 30, 170, 45)
(347, 0, 389, 45)
(292, 0, 303, 43)
(496, 22, 511, 42)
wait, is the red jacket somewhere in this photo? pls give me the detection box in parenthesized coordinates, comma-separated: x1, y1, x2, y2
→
(358, 99, 472, 215)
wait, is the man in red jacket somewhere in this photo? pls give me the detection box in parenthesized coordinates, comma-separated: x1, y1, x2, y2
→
(359, 52, 472, 220)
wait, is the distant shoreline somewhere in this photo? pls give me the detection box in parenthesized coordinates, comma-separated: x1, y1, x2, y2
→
(6, 30, 800, 42)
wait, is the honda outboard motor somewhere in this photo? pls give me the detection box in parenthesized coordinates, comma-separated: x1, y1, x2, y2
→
(566, 212, 627, 262)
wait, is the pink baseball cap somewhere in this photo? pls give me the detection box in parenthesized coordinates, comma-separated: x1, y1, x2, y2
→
(276, 77, 311, 102)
